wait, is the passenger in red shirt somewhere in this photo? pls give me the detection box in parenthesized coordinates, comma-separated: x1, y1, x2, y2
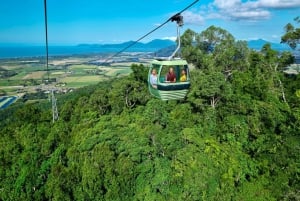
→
(166, 67, 176, 82)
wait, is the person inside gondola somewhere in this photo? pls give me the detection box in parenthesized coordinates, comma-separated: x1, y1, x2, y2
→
(180, 69, 187, 82)
(150, 69, 158, 88)
(166, 67, 176, 82)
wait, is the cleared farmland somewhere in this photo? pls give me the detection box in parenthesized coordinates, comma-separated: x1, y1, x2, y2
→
(0, 55, 143, 95)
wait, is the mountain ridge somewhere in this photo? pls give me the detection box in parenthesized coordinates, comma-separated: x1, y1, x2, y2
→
(247, 39, 291, 51)
(77, 39, 176, 49)
(78, 38, 292, 51)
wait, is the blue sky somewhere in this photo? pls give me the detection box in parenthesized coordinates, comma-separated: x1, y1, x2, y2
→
(0, 0, 299, 45)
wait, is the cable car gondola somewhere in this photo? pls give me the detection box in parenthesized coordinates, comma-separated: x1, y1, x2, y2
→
(148, 59, 190, 100)
(90, 1, 197, 101)
(148, 14, 191, 101)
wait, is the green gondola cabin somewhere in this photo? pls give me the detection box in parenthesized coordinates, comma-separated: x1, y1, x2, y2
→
(148, 58, 190, 100)
(147, 14, 191, 101)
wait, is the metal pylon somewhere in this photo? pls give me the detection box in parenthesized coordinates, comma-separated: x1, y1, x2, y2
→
(51, 90, 59, 122)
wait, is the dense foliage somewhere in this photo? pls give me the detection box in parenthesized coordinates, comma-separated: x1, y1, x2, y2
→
(0, 26, 300, 201)
(281, 16, 300, 50)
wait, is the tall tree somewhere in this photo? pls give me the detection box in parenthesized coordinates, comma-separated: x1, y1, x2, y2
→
(281, 16, 300, 50)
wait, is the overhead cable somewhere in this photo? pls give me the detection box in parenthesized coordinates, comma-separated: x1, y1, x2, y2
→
(103, 0, 199, 63)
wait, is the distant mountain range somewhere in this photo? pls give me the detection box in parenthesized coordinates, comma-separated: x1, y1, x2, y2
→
(78, 39, 176, 50)
(0, 39, 294, 59)
(247, 39, 291, 51)
(78, 38, 292, 52)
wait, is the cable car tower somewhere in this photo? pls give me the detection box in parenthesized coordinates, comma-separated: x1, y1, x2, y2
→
(51, 90, 59, 122)
(44, 0, 59, 122)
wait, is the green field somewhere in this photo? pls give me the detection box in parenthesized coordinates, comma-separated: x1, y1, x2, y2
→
(104, 68, 132, 76)
(0, 56, 135, 94)
(60, 75, 107, 88)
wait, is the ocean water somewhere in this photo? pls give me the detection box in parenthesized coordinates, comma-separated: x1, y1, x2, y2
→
(0, 46, 157, 59)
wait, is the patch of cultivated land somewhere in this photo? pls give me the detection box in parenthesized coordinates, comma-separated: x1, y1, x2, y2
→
(50, 59, 82, 65)
(62, 75, 104, 83)
(69, 64, 98, 70)
(51, 71, 65, 75)
(0, 54, 146, 95)
(22, 71, 46, 79)
(0, 86, 23, 89)
(60, 75, 107, 88)
(104, 68, 131, 76)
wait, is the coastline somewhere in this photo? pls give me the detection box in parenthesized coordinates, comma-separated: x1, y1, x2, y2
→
(0, 46, 158, 59)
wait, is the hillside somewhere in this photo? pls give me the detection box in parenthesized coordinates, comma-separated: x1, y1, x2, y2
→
(0, 28, 300, 200)
(1, 62, 299, 201)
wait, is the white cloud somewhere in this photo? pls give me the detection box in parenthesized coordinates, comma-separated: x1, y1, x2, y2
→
(162, 36, 177, 41)
(204, 0, 300, 21)
(227, 9, 271, 21)
(182, 11, 205, 25)
(213, 0, 241, 10)
(257, 0, 300, 8)
(211, 0, 271, 21)
(271, 34, 279, 40)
